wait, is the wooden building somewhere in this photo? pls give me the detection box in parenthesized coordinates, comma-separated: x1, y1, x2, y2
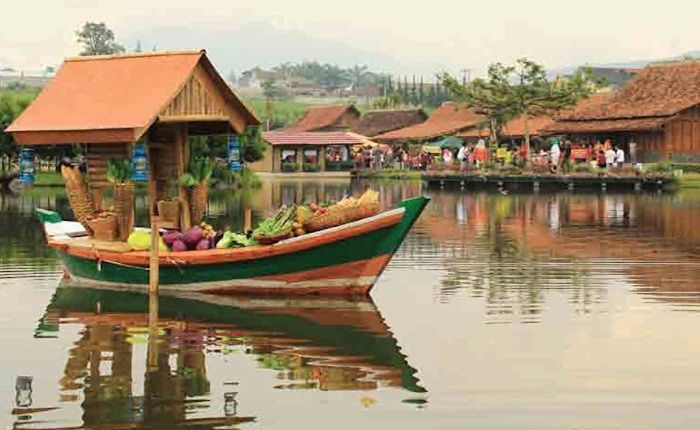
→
(249, 131, 367, 173)
(285, 104, 361, 132)
(373, 102, 483, 143)
(6, 50, 259, 230)
(353, 108, 427, 137)
(546, 61, 700, 162)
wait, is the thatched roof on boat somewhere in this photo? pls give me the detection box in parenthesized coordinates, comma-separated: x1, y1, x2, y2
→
(373, 102, 484, 142)
(6, 50, 259, 145)
(546, 61, 700, 133)
(354, 108, 427, 137)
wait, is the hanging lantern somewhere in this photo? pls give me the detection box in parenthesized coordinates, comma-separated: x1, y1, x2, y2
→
(130, 142, 148, 181)
(18, 148, 36, 185)
(227, 135, 242, 172)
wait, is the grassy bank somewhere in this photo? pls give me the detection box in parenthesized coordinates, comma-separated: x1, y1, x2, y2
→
(359, 170, 423, 180)
(680, 173, 700, 189)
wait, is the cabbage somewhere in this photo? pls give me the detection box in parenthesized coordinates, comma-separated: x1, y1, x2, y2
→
(127, 230, 168, 252)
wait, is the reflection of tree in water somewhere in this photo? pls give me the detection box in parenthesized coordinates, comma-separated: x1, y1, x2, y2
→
(410, 191, 611, 323)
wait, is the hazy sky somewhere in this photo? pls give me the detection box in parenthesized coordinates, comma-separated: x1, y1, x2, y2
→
(2, 0, 699, 76)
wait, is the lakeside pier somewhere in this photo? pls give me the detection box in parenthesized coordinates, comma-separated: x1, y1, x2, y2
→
(421, 172, 675, 191)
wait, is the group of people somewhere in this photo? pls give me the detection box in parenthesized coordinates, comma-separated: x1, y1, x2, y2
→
(455, 139, 490, 168)
(353, 136, 637, 172)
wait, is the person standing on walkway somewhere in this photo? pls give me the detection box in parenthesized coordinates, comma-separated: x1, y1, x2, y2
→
(605, 146, 616, 168)
(615, 145, 625, 167)
(550, 139, 561, 173)
(629, 140, 638, 164)
(457, 142, 469, 171)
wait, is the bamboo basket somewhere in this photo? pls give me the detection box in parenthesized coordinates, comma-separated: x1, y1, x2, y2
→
(85, 212, 118, 241)
(157, 199, 181, 229)
(113, 182, 135, 241)
(189, 183, 209, 223)
(61, 165, 95, 233)
(303, 202, 380, 233)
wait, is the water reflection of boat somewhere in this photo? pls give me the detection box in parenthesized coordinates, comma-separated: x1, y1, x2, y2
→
(41, 283, 425, 394)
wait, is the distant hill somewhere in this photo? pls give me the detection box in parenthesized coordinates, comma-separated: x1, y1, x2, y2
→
(125, 22, 403, 76)
(551, 50, 700, 77)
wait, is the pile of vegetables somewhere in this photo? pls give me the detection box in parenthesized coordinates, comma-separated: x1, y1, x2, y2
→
(178, 157, 215, 187)
(253, 205, 298, 238)
(148, 188, 381, 252)
(106, 158, 131, 184)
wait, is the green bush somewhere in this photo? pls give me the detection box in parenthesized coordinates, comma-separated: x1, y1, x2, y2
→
(572, 163, 596, 174)
(303, 163, 320, 172)
(282, 162, 298, 172)
(671, 163, 700, 173)
(643, 162, 673, 174)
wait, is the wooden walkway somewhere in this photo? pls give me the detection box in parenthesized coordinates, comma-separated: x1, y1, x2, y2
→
(422, 172, 675, 191)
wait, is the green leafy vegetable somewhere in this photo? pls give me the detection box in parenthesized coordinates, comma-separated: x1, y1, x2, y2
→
(106, 158, 131, 184)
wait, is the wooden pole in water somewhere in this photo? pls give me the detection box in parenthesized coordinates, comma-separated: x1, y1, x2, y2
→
(147, 215, 161, 371)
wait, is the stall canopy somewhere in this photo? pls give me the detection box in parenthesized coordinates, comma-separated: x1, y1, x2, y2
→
(6, 50, 259, 145)
(424, 136, 463, 149)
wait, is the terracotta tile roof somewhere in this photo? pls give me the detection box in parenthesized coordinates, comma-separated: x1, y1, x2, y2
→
(545, 117, 670, 133)
(286, 104, 359, 131)
(459, 115, 555, 138)
(353, 108, 427, 137)
(560, 61, 700, 121)
(373, 102, 484, 142)
(263, 131, 367, 146)
(6, 50, 258, 145)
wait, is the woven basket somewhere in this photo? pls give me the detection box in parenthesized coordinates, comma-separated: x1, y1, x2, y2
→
(85, 213, 118, 241)
(113, 182, 134, 241)
(303, 202, 380, 233)
(255, 229, 292, 245)
(157, 199, 180, 229)
(189, 183, 209, 223)
(61, 166, 95, 233)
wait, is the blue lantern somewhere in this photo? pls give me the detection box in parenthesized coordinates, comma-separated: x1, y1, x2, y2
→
(18, 148, 35, 185)
(227, 135, 242, 172)
(130, 142, 148, 181)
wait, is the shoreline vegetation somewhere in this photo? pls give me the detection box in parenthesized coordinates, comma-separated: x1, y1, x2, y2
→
(16, 166, 700, 189)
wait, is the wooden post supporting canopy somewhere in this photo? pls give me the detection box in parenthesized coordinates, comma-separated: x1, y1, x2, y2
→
(175, 123, 192, 231)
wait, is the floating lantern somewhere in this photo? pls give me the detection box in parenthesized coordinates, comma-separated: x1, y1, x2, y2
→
(130, 142, 148, 181)
(227, 135, 242, 172)
(18, 148, 35, 185)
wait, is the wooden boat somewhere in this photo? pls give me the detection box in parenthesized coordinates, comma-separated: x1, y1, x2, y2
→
(38, 196, 429, 295)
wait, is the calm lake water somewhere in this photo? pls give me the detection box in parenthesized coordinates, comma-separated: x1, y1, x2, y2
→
(1, 180, 699, 429)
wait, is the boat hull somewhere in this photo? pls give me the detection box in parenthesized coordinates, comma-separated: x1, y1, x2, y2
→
(57, 197, 429, 295)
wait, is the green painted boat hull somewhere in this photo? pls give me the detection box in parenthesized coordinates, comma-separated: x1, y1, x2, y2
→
(58, 197, 429, 295)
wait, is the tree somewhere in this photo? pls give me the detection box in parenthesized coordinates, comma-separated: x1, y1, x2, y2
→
(443, 58, 600, 158)
(0, 91, 35, 170)
(348, 65, 369, 90)
(239, 126, 266, 163)
(76, 22, 125, 56)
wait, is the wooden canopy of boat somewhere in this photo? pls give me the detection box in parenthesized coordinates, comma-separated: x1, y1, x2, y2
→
(6, 50, 260, 231)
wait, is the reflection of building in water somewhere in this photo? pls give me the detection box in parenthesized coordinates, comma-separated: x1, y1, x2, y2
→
(22, 287, 424, 428)
(408, 191, 700, 320)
